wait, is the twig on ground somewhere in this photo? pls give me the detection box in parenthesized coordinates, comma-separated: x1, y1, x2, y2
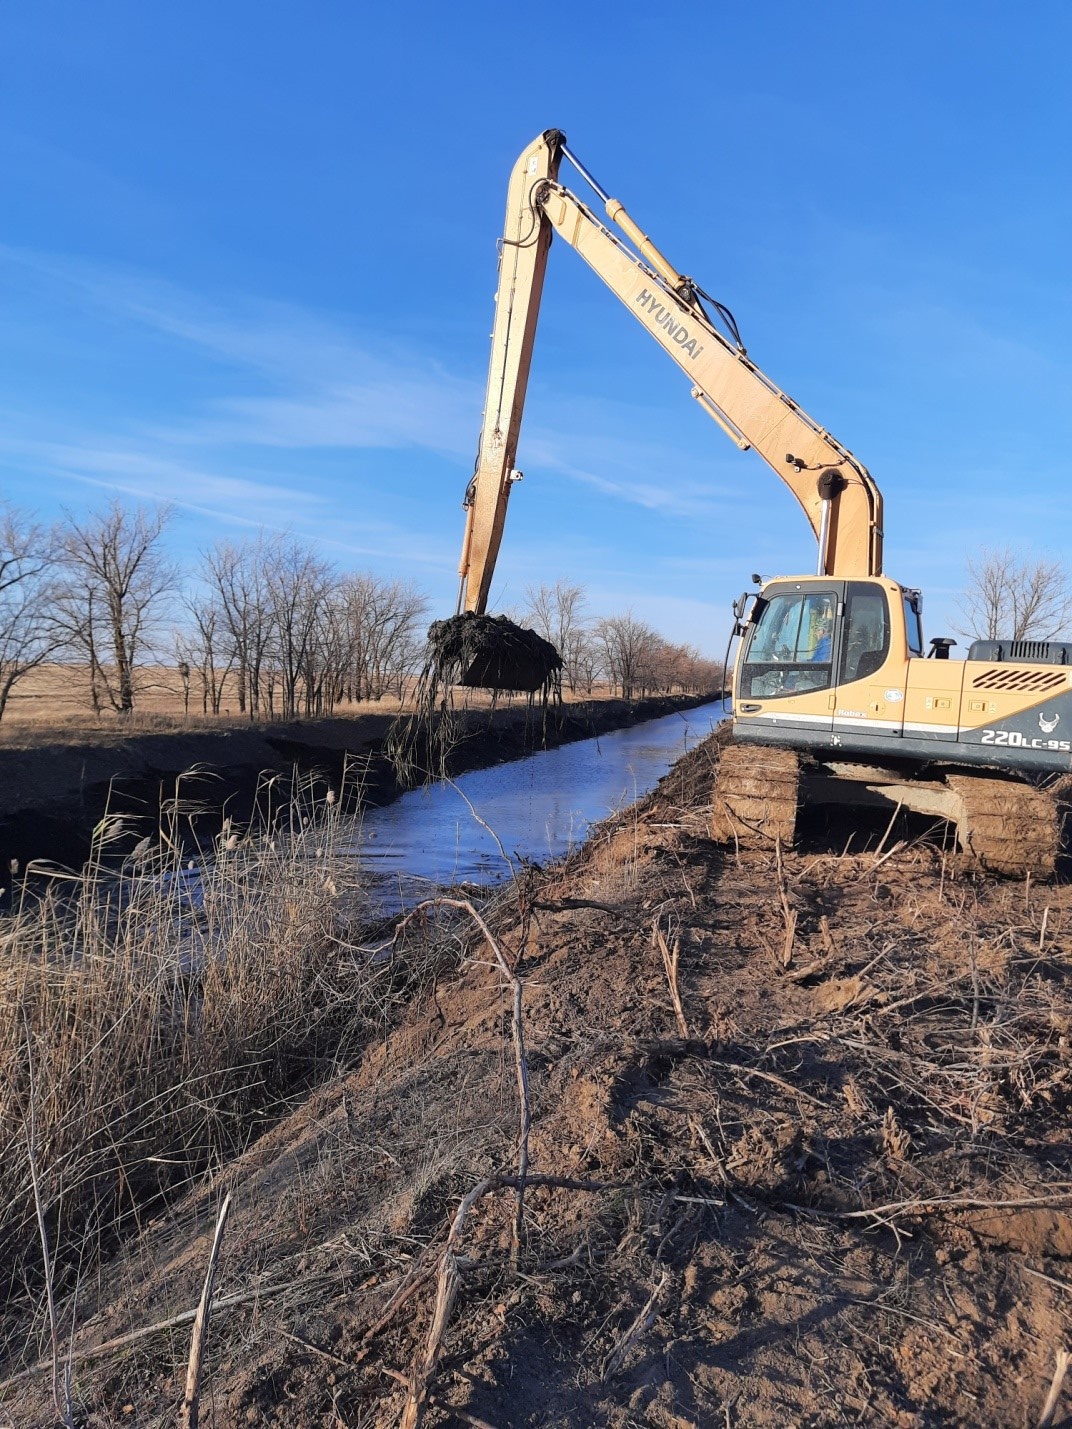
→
(873, 801, 903, 860)
(774, 838, 797, 966)
(653, 917, 689, 1038)
(782, 1192, 1072, 1223)
(1036, 1347, 1071, 1429)
(180, 1192, 231, 1429)
(819, 915, 837, 958)
(871, 839, 906, 872)
(718, 1059, 826, 1109)
(600, 1268, 670, 1380)
(1024, 1266, 1072, 1296)
(276, 1327, 353, 1371)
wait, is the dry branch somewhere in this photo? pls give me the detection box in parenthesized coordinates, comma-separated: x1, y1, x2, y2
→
(653, 918, 689, 1038)
(179, 1191, 232, 1429)
(600, 1268, 670, 1380)
(402, 899, 531, 1255)
(1036, 1347, 1071, 1429)
(398, 1174, 614, 1429)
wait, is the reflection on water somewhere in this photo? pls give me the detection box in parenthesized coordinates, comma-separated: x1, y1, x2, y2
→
(349, 701, 726, 899)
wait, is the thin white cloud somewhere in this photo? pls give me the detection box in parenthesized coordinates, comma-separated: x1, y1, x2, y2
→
(0, 433, 451, 567)
(0, 245, 762, 522)
(0, 434, 321, 515)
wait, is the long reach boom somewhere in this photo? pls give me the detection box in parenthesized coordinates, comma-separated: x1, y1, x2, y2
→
(457, 129, 883, 613)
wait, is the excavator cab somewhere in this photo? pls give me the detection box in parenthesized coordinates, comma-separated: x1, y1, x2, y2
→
(732, 576, 915, 747)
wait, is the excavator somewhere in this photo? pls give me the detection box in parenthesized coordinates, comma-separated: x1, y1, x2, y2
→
(448, 128, 1070, 877)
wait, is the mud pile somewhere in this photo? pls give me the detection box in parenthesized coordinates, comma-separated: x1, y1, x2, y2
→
(387, 614, 563, 787)
(426, 613, 562, 694)
(4, 732, 1072, 1427)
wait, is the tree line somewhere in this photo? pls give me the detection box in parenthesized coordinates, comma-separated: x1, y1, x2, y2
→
(13, 498, 1061, 726)
(0, 500, 724, 723)
(514, 581, 722, 699)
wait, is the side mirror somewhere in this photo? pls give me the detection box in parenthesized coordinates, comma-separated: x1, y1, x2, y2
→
(732, 590, 750, 620)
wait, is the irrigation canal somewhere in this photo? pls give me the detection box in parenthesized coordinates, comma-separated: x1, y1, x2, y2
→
(354, 699, 726, 903)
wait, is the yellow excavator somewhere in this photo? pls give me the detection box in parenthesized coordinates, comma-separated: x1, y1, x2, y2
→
(451, 128, 1070, 877)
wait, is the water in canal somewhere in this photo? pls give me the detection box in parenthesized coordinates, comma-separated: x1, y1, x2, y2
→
(352, 699, 726, 895)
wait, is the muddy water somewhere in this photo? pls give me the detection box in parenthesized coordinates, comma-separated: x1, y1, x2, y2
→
(351, 700, 726, 896)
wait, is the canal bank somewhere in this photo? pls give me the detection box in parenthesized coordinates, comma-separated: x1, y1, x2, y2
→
(0, 692, 718, 874)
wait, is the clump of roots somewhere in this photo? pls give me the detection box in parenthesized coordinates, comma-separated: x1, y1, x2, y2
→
(427, 613, 562, 693)
(387, 614, 562, 786)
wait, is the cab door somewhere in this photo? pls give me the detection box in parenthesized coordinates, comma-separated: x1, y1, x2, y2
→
(831, 582, 905, 744)
(736, 581, 844, 738)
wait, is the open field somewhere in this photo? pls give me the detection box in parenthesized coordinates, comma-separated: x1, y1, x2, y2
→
(0, 665, 647, 749)
(2, 733, 1070, 1426)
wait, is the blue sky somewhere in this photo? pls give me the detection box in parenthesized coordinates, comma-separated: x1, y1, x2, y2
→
(3, 1, 1071, 656)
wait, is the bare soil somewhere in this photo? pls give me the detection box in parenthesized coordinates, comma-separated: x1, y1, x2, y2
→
(3, 732, 1072, 1428)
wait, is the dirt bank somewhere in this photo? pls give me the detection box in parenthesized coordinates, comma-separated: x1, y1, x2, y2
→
(4, 733, 1070, 1427)
(0, 693, 713, 874)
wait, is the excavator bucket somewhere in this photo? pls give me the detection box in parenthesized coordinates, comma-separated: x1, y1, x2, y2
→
(426, 613, 562, 693)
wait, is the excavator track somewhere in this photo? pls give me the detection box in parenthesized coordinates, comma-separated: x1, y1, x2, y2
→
(710, 742, 801, 849)
(944, 774, 1063, 880)
(709, 743, 1064, 878)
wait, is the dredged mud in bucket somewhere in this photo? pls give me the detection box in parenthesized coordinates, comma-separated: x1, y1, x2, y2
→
(387, 614, 563, 786)
(427, 613, 562, 693)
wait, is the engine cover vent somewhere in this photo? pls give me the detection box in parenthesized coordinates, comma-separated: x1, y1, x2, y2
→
(968, 639, 1072, 666)
(971, 666, 1069, 692)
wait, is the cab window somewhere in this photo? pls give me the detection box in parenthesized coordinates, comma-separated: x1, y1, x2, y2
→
(741, 590, 837, 699)
(903, 591, 923, 656)
(839, 585, 890, 684)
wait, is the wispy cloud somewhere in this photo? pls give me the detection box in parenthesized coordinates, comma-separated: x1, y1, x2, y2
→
(0, 244, 762, 522)
(4, 437, 321, 513)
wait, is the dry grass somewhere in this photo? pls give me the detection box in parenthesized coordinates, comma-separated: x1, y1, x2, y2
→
(0, 769, 444, 1361)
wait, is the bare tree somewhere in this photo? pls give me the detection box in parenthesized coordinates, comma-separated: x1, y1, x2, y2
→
(567, 628, 600, 695)
(0, 505, 63, 721)
(177, 597, 233, 715)
(53, 501, 176, 716)
(202, 537, 277, 718)
(594, 612, 661, 699)
(523, 581, 588, 693)
(958, 547, 1072, 643)
(340, 574, 428, 702)
(264, 538, 334, 719)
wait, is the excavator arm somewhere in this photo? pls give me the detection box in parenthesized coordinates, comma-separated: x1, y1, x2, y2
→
(458, 130, 884, 613)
